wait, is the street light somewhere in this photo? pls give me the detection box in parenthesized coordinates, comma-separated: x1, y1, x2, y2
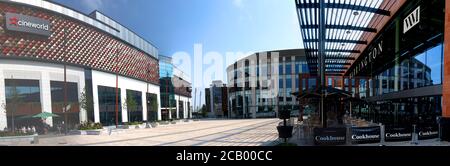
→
(63, 27, 68, 135)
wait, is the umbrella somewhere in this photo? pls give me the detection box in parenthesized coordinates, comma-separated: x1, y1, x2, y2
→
(32, 112, 60, 119)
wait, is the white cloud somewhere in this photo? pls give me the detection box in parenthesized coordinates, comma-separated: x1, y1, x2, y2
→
(233, 0, 244, 9)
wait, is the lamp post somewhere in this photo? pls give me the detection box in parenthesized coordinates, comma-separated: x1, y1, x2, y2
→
(115, 48, 120, 128)
(107, 44, 120, 128)
(63, 27, 68, 135)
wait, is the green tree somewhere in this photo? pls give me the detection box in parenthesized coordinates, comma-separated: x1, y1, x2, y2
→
(123, 93, 138, 123)
(149, 94, 158, 122)
(79, 87, 94, 122)
(2, 84, 21, 132)
(200, 104, 207, 118)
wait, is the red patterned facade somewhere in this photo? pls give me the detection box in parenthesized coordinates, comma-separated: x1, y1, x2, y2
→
(0, 2, 160, 85)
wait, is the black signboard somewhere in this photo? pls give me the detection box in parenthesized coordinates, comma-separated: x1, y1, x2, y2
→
(351, 126, 381, 144)
(313, 128, 346, 146)
(418, 126, 439, 140)
(385, 126, 412, 142)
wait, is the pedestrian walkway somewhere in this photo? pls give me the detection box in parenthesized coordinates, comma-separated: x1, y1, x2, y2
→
(2, 119, 282, 146)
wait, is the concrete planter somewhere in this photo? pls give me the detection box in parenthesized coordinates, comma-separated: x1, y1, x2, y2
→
(158, 121, 170, 125)
(69, 129, 104, 135)
(0, 134, 39, 144)
(149, 122, 158, 128)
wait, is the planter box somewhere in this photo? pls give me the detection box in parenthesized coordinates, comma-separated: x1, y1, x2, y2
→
(0, 134, 38, 144)
(158, 122, 170, 125)
(149, 123, 158, 128)
(69, 130, 104, 135)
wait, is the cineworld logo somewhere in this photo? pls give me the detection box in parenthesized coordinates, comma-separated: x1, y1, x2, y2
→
(9, 17, 50, 31)
(403, 6, 420, 34)
(5, 13, 51, 37)
(315, 136, 345, 141)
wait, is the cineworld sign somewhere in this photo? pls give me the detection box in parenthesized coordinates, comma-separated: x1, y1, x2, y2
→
(313, 128, 347, 145)
(351, 126, 381, 144)
(5, 12, 52, 37)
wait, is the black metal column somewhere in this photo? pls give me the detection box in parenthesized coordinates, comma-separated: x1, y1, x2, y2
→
(319, 0, 326, 128)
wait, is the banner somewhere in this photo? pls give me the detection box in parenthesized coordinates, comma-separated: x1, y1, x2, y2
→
(385, 126, 412, 142)
(351, 126, 381, 144)
(313, 128, 346, 146)
(418, 126, 439, 140)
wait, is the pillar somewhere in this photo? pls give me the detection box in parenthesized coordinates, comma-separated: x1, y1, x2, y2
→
(41, 72, 53, 126)
(0, 71, 7, 130)
(441, 0, 450, 141)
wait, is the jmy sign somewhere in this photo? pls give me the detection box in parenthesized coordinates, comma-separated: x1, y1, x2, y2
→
(5, 12, 52, 37)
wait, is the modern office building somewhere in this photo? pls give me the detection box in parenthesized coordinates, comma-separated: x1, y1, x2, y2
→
(205, 80, 228, 118)
(0, 0, 161, 130)
(159, 55, 192, 121)
(295, 0, 450, 140)
(226, 49, 309, 118)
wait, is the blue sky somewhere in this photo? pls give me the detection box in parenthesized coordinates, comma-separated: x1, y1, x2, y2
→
(54, 0, 303, 106)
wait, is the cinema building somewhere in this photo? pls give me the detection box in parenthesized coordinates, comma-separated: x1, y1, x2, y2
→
(295, 0, 450, 140)
(0, 0, 161, 130)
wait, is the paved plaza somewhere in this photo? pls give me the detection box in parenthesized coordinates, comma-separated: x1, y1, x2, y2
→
(2, 119, 282, 146)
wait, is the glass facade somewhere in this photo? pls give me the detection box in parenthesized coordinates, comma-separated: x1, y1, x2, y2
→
(50, 81, 80, 130)
(4, 79, 41, 131)
(146, 93, 158, 122)
(98, 85, 122, 126)
(347, 0, 445, 127)
(126, 90, 143, 122)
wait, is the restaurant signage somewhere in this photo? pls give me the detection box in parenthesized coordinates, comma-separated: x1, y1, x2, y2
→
(351, 126, 381, 144)
(350, 40, 383, 77)
(418, 126, 439, 140)
(314, 128, 347, 145)
(385, 127, 412, 142)
(403, 6, 421, 34)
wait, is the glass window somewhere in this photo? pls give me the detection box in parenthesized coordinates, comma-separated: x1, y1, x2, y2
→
(146, 93, 158, 122)
(286, 78, 292, 88)
(279, 65, 284, 75)
(126, 90, 143, 122)
(426, 44, 443, 85)
(5, 79, 42, 132)
(98, 86, 122, 126)
(279, 79, 284, 89)
(286, 64, 292, 75)
(308, 78, 316, 89)
(50, 81, 79, 129)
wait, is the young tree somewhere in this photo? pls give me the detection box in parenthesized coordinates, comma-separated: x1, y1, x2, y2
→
(79, 87, 94, 122)
(2, 85, 21, 132)
(123, 93, 138, 123)
(149, 94, 158, 122)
